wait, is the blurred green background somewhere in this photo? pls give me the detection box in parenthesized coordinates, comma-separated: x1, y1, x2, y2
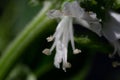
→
(0, 0, 120, 80)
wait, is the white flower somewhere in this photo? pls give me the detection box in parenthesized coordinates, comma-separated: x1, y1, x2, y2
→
(43, 16, 81, 72)
(42, 1, 101, 71)
(102, 11, 120, 57)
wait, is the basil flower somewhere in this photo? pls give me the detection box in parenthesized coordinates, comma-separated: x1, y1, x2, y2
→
(43, 1, 101, 71)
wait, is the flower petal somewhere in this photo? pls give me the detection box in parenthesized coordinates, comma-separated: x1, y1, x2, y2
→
(62, 1, 84, 17)
(102, 11, 120, 42)
(47, 10, 63, 19)
(82, 12, 99, 22)
(50, 16, 69, 52)
(110, 11, 120, 23)
(83, 12, 102, 36)
(70, 1, 84, 17)
(54, 40, 63, 69)
(68, 16, 75, 50)
(89, 22, 102, 36)
(61, 42, 70, 72)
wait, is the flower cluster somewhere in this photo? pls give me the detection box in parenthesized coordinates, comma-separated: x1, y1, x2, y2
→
(43, 0, 120, 71)
(42, 1, 102, 71)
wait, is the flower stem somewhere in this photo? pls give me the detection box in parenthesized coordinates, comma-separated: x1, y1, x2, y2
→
(0, 1, 55, 80)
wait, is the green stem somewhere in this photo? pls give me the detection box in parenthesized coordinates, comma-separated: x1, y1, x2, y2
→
(0, 1, 54, 80)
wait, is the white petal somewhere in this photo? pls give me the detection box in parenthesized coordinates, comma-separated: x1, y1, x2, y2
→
(47, 10, 63, 19)
(110, 11, 120, 23)
(53, 16, 71, 70)
(76, 17, 101, 36)
(102, 11, 120, 42)
(60, 17, 71, 71)
(89, 22, 102, 36)
(70, 1, 85, 17)
(83, 12, 102, 36)
(53, 16, 69, 38)
(62, 2, 71, 15)
(69, 17, 75, 50)
(89, 12, 97, 19)
(102, 23, 120, 42)
(62, 1, 84, 17)
(76, 18, 90, 28)
(54, 41, 63, 68)
(82, 12, 99, 22)
(50, 16, 68, 52)
(62, 17, 70, 46)
(61, 43, 69, 72)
